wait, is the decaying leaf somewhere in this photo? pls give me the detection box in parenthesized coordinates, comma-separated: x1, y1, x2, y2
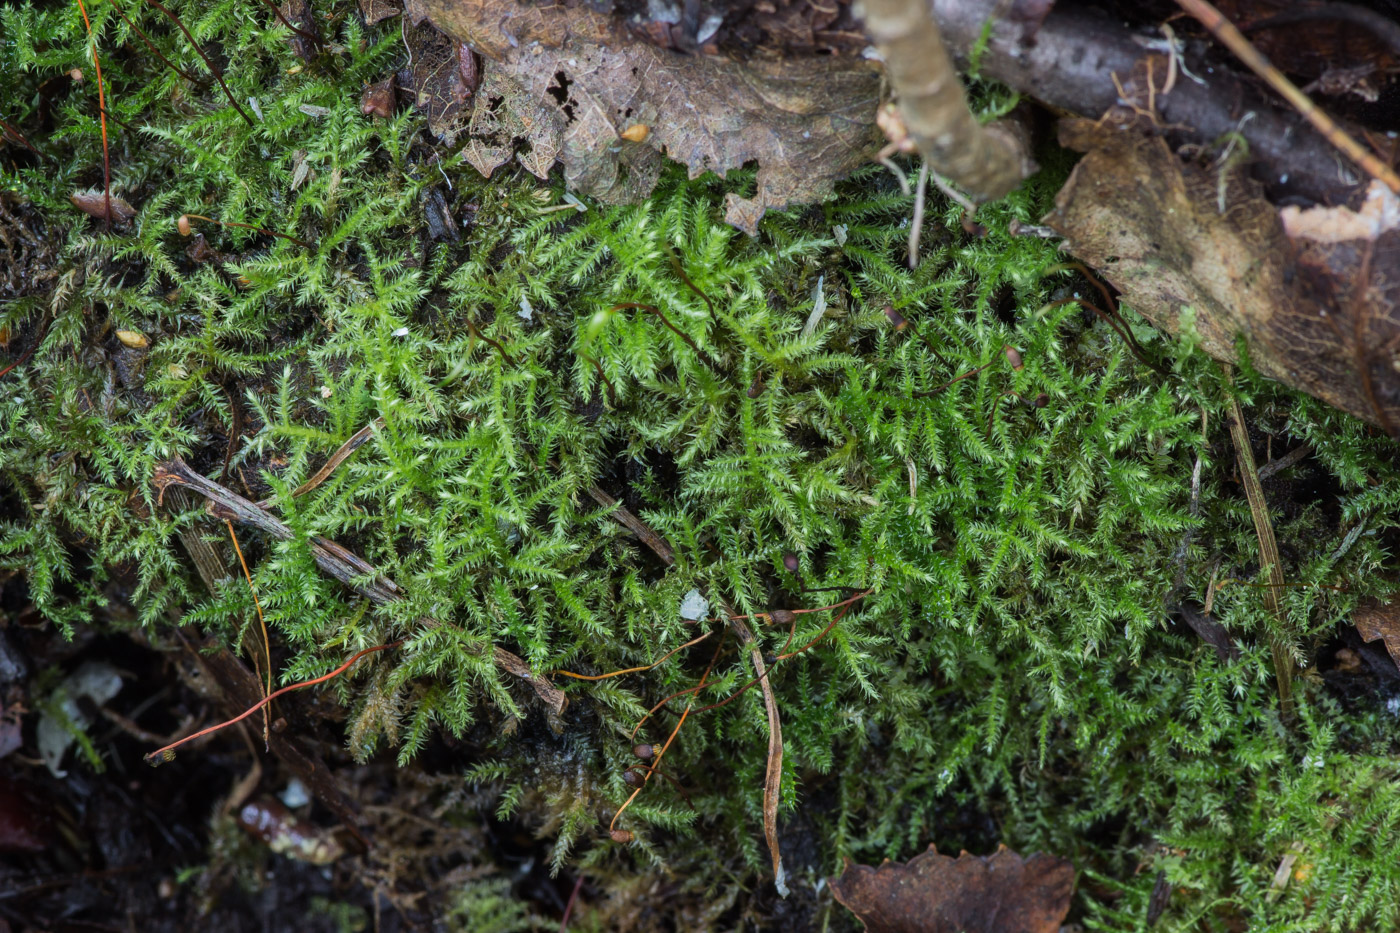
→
(360, 76, 396, 118)
(279, 0, 322, 60)
(398, 18, 478, 141)
(1044, 118, 1400, 433)
(405, 0, 882, 233)
(830, 844, 1074, 933)
(358, 0, 401, 24)
(1355, 597, 1400, 671)
(70, 190, 136, 224)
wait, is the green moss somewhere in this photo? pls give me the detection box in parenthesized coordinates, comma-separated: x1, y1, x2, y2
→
(6, 0, 1400, 928)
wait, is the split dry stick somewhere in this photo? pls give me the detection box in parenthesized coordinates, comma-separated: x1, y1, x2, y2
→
(154, 458, 566, 714)
(226, 520, 273, 747)
(1225, 379, 1294, 721)
(862, 0, 1032, 201)
(1172, 0, 1400, 194)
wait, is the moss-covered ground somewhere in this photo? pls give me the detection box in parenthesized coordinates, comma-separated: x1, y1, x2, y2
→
(6, 0, 1400, 929)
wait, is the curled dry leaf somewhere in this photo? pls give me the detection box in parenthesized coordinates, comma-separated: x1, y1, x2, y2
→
(830, 844, 1074, 933)
(70, 190, 136, 224)
(405, 0, 882, 233)
(1355, 597, 1400, 671)
(360, 76, 396, 118)
(1044, 118, 1400, 433)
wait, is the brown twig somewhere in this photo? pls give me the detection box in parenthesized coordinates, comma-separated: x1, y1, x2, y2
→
(255, 418, 382, 509)
(560, 874, 585, 932)
(226, 520, 273, 747)
(154, 458, 567, 713)
(1172, 0, 1400, 194)
(140, 0, 257, 127)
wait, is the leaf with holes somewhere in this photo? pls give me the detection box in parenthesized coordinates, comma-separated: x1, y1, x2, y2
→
(404, 0, 882, 233)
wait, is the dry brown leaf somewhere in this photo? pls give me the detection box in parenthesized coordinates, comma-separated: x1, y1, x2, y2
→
(1355, 598, 1400, 670)
(398, 19, 478, 142)
(360, 77, 396, 119)
(492, 646, 567, 715)
(830, 844, 1074, 933)
(405, 0, 882, 233)
(358, 0, 401, 24)
(70, 190, 136, 224)
(279, 0, 322, 60)
(1044, 119, 1400, 433)
(115, 329, 149, 349)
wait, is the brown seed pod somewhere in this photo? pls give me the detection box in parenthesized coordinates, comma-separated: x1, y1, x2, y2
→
(176, 214, 193, 236)
(1003, 345, 1024, 370)
(632, 743, 654, 759)
(1034, 393, 1050, 408)
(782, 552, 800, 573)
(883, 304, 907, 331)
(610, 829, 635, 844)
(746, 370, 765, 399)
(622, 769, 644, 787)
(770, 608, 796, 626)
(620, 124, 650, 143)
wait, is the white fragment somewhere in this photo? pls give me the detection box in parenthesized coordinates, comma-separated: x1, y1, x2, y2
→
(519, 296, 534, 321)
(248, 97, 265, 121)
(280, 778, 310, 808)
(647, 0, 681, 24)
(37, 662, 124, 777)
(801, 274, 826, 338)
(298, 104, 332, 119)
(696, 12, 724, 44)
(679, 589, 709, 621)
(832, 224, 847, 247)
(392, 326, 410, 337)
(561, 192, 587, 212)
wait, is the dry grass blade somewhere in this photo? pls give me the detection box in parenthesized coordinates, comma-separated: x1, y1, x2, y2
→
(1225, 379, 1294, 720)
(1172, 0, 1400, 194)
(255, 418, 383, 509)
(731, 610, 788, 898)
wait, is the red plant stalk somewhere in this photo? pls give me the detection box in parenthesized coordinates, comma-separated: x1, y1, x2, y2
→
(74, 0, 113, 230)
(144, 639, 402, 764)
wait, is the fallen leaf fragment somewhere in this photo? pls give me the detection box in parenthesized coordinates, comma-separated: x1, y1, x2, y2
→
(359, 0, 401, 24)
(406, 0, 881, 233)
(115, 329, 149, 349)
(360, 77, 396, 118)
(279, 0, 322, 59)
(70, 190, 136, 224)
(830, 844, 1074, 933)
(398, 18, 478, 141)
(1044, 118, 1400, 433)
(1355, 598, 1400, 670)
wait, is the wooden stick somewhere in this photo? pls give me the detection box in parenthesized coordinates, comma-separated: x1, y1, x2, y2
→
(1172, 0, 1400, 194)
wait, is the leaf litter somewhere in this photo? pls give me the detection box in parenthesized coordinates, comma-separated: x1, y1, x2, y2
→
(403, 0, 882, 232)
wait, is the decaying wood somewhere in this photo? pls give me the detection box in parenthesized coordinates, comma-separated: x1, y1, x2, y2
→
(155, 458, 566, 715)
(861, 0, 1033, 201)
(928, 0, 1370, 206)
